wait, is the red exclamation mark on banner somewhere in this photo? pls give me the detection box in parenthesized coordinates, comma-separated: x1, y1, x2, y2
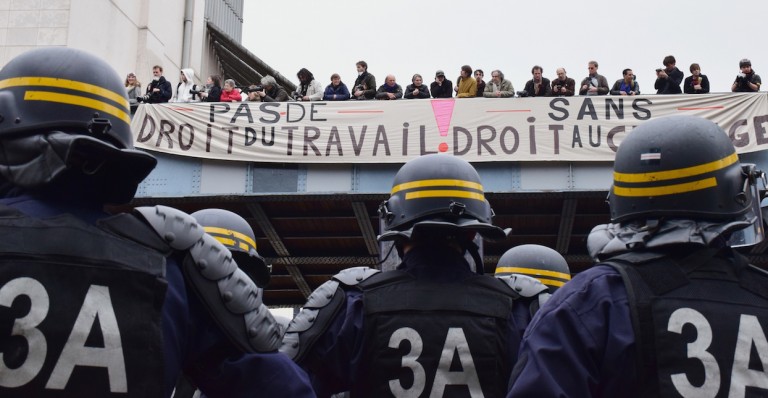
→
(431, 99, 456, 153)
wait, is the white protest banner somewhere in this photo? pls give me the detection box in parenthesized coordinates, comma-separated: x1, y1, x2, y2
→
(132, 93, 768, 163)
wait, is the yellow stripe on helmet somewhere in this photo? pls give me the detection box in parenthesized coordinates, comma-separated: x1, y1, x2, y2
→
(404, 189, 486, 201)
(495, 266, 572, 282)
(203, 226, 257, 252)
(0, 76, 129, 109)
(613, 177, 717, 197)
(392, 179, 484, 194)
(613, 152, 738, 183)
(24, 91, 130, 125)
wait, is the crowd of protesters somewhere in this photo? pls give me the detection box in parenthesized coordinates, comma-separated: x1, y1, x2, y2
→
(127, 56, 760, 107)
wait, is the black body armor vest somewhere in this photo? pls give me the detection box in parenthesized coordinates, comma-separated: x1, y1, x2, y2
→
(607, 248, 768, 398)
(0, 207, 167, 398)
(354, 271, 519, 398)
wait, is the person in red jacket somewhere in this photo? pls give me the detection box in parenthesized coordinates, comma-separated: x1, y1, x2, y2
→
(220, 78, 243, 102)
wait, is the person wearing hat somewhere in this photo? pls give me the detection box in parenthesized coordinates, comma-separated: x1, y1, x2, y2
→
(732, 58, 761, 92)
(430, 69, 453, 98)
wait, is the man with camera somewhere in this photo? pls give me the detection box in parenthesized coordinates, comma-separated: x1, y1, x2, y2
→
(654, 55, 683, 94)
(550, 68, 575, 97)
(732, 58, 761, 92)
(138, 65, 173, 104)
(579, 61, 609, 96)
(255, 75, 290, 102)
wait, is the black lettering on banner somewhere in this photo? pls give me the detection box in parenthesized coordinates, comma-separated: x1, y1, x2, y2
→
(453, 127, 472, 156)
(548, 98, 570, 121)
(729, 119, 749, 148)
(157, 120, 175, 148)
(527, 117, 537, 155)
(549, 125, 564, 155)
(577, 99, 598, 120)
(283, 126, 298, 156)
(205, 123, 213, 152)
(310, 103, 327, 122)
(632, 99, 652, 120)
(231, 103, 254, 123)
(572, 126, 583, 148)
(477, 125, 497, 156)
(326, 126, 342, 156)
(589, 125, 602, 148)
(373, 125, 391, 157)
(605, 98, 624, 120)
(286, 103, 306, 123)
(224, 127, 236, 154)
(209, 103, 229, 123)
(178, 123, 194, 151)
(136, 114, 156, 143)
(499, 126, 519, 155)
(348, 126, 368, 156)
(401, 123, 410, 156)
(244, 127, 276, 147)
(419, 126, 436, 156)
(755, 115, 768, 145)
(607, 126, 626, 152)
(303, 127, 321, 156)
(259, 103, 280, 123)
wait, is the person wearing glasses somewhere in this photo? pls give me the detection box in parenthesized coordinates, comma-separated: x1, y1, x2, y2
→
(579, 60, 609, 96)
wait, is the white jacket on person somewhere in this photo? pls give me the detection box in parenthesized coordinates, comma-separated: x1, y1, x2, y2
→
(299, 79, 324, 101)
(174, 68, 200, 103)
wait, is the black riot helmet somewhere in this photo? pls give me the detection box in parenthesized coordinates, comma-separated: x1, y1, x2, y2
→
(378, 154, 508, 242)
(609, 116, 756, 224)
(0, 47, 156, 204)
(495, 244, 571, 292)
(191, 208, 271, 287)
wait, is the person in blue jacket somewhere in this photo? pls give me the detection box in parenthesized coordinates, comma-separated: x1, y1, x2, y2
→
(280, 154, 547, 397)
(0, 47, 314, 398)
(508, 115, 768, 397)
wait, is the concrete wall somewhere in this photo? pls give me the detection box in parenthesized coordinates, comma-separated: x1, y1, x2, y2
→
(0, 0, 242, 99)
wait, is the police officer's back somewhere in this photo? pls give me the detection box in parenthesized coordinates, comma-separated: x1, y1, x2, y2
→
(0, 48, 313, 397)
(508, 115, 768, 397)
(281, 154, 526, 397)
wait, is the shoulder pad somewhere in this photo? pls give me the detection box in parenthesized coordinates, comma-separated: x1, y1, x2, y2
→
(496, 274, 549, 298)
(332, 266, 380, 287)
(185, 232, 281, 353)
(134, 205, 204, 251)
(280, 276, 347, 362)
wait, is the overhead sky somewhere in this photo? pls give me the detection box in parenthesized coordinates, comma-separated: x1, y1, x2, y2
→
(243, 0, 767, 95)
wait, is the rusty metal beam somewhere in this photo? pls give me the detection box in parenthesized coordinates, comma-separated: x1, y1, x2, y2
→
(246, 203, 313, 298)
(352, 201, 380, 257)
(555, 198, 577, 254)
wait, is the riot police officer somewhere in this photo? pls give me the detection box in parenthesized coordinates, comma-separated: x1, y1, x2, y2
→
(508, 115, 768, 397)
(495, 244, 571, 321)
(281, 154, 532, 397)
(495, 244, 571, 293)
(0, 48, 314, 397)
